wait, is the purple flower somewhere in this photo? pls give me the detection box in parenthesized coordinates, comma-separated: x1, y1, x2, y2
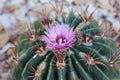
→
(44, 24, 75, 51)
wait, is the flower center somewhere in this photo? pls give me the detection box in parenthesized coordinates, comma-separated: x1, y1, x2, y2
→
(56, 36, 66, 44)
(58, 38, 63, 43)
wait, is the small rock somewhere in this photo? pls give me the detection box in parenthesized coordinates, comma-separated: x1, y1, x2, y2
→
(40, 0, 51, 3)
(112, 20, 120, 31)
(6, 5, 17, 13)
(98, 0, 109, 4)
(14, 6, 28, 22)
(27, 1, 36, 9)
(0, 0, 6, 3)
(0, 54, 6, 61)
(0, 31, 9, 48)
(0, 15, 12, 27)
(0, 2, 5, 13)
(8, 0, 24, 6)
(0, 43, 12, 54)
(66, 0, 74, 3)
(100, 3, 112, 10)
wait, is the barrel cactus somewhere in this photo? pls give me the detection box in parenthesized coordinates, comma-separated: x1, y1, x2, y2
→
(11, 5, 120, 80)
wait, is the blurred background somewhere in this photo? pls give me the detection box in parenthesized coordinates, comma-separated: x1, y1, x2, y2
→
(0, 0, 120, 80)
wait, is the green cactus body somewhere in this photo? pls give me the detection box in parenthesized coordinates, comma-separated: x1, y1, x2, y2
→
(67, 56, 79, 80)
(11, 10, 120, 80)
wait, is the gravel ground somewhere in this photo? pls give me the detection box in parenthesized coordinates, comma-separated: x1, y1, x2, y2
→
(0, 0, 120, 80)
